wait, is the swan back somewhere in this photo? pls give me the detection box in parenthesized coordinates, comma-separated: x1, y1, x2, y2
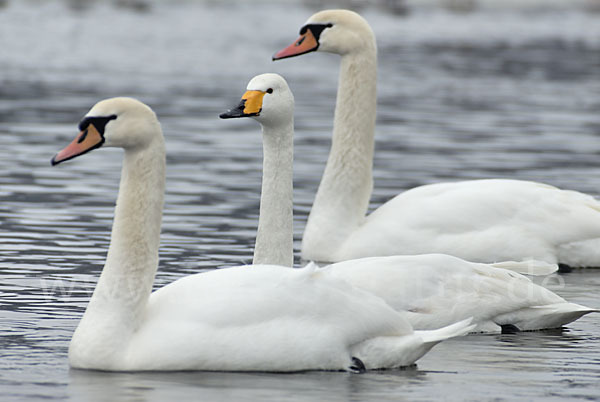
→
(326, 254, 596, 332)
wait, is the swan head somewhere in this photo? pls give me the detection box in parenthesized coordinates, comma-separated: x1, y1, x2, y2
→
(219, 73, 294, 128)
(51, 97, 160, 165)
(272, 9, 375, 60)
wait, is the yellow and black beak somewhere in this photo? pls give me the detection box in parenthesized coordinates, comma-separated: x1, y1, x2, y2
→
(220, 90, 266, 119)
(272, 23, 331, 61)
(51, 124, 105, 166)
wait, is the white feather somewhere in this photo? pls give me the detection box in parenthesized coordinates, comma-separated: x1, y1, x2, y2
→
(243, 74, 596, 335)
(62, 96, 466, 372)
(285, 10, 600, 268)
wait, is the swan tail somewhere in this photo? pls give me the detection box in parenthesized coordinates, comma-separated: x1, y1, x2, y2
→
(496, 302, 597, 331)
(349, 318, 474, 370)
(490, 260, 558, 276)
(557, 238, 600, 268)
(415, 317, 475, 345)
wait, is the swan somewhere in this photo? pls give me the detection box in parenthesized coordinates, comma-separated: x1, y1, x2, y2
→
(220, 73, 596, 333)
(51, 96, 473, 372)
(273, 9, 600, 269)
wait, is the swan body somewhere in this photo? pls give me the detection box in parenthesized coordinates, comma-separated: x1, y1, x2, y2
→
(54, 96, 470, 372)
(337, 179, 600, 266)
(72, 261, 456, 372)
(224, 74, 597, 334)
(273, 9, 600, 268)
(326, 254, 597, 333)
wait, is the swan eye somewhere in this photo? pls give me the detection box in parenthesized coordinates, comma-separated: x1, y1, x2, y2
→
(266, 88, 273, 94)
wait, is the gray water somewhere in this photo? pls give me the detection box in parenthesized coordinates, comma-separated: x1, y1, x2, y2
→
(1, 1, 600, 400)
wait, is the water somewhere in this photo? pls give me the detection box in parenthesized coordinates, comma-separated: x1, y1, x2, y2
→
(1, 0, 599, 400)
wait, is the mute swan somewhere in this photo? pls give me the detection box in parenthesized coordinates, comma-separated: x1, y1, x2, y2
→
(220, 73, 596, 333)
(51, 97, 473, 372)
(273, 9, 600, 269)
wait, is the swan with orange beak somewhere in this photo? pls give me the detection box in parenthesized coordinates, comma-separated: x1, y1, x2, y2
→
(52, 115, 117, 165)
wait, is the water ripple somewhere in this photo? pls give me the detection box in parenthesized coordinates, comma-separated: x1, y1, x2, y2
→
(1, 1, 599, 401)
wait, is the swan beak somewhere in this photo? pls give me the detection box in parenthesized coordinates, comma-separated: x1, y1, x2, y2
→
(272, 29, 319, 60)
(51, 124, 105, 166)
(219, 90, 266, 119)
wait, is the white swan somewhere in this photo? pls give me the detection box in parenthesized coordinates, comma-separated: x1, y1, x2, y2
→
(273, 9, 600, 269)
(220, 73, 596, 333)
(52, 97, 472, 372)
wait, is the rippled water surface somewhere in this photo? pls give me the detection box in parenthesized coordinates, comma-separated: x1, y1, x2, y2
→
(1, 1, 599, 400)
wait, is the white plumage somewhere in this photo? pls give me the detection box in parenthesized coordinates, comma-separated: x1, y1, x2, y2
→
(274, 9, 600, 268)
(234, 74, 596, 335)
(326, 254, 596, 333)
(55, 96, 471, 372)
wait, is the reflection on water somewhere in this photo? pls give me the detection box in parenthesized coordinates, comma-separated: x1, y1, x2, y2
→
(1, 1, 599, 401)
(67, 369, 427, 402)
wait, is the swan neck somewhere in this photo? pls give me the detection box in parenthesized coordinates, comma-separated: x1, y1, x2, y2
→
(253, 121, 294, 267)
(84, 137, 166, 331)
(303, 49, 377, 259)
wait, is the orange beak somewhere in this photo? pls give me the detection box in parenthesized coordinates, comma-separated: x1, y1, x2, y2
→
(273, 28, 319, 60)
(51, 124, 104, 166)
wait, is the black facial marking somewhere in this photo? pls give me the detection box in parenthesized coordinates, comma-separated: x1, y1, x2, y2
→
(299, 23, 333, 40)
(78, 114, 117, 135)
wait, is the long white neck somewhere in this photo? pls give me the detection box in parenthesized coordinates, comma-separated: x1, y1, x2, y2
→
(70, 135, 166, 364)
(253, 119, 294, 267)
(302, 46, 377, 261)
